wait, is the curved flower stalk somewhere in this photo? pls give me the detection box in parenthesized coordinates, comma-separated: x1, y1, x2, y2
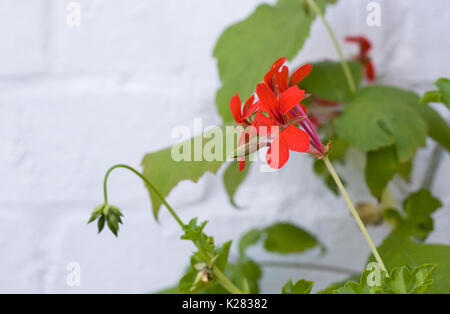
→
(88, 164, 243, 294)
(229, 58, 387, 273)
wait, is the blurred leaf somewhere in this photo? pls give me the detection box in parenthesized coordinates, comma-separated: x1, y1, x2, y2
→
(408, 100, 450, 151)
(238, 228, 263, 257)
(386, 189, 442, 241)
(335, 86, 427, 162)
(421, 78, 450, 109)
(263, 223, 319, 254)
(238, 222, 321, 256)
(282, 279, 314, 294)
(300, 61, 363, 103)
(371, 190, 449, 293)
(142, 126, 241, 218)
(223, 161, 251, 208)
(214, 0, 336, 123)
(365, 146, 411, 199)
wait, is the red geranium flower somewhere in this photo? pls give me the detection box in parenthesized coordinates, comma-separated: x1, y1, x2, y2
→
(264, 57, 313, 95)
(229, 93, 259, 171)
(255, 83, 310, 169)
(345, 35, 376, 82)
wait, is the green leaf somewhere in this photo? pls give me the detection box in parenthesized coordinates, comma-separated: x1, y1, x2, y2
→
(215, 241, 232, 271)
(142, 126, 240, 218)
(335, 86, 427, 162)
(387, 189, 442, 241)
(263, 223, 319, 254)
(226, 259, 262, 294)
(238, 223, 321, 256)
(334, 264, 436, 294)
(300, 61, 363, 103)
(365, 146, 411, 199)
(223, 161, 251, 208)
(238, 229, 262, 257)
(213, 0, 336, 123)
(371, 190, 449, 293)
(408, 99, 450, 151)
(421, 78, 450, 109)
(384, 264, 436, 294)
(282, 279, 314, 294)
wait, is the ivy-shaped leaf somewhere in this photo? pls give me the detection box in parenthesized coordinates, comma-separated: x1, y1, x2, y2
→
(282, 279, 314, 294)
(421, 78, 450, 109)
(213, 0, 336, 123)
(335, 86, 427, 163)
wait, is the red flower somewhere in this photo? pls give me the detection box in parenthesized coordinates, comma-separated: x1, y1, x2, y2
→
(229, 93, 259, 171)
(345, 36, 376, 82)
(255, 83, 310, 169)
(264, 57, 313, 95)
(229, 93, 258, 125)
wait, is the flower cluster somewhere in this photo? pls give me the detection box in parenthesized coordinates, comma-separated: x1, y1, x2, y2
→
(230, 57, 328, 170)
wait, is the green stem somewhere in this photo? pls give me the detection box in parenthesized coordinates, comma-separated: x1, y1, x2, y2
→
(102, 164, 243, 294)
(422, 144, 444, 189)
(212, 267, 243, 294)
(306, 0, 356, 93)
(323, 157, 388, 274)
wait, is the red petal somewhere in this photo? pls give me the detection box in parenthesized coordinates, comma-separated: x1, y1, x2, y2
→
(239, 159, 246, 172)
(242, 95, 257, 119)
(230, 93, 242, 123)
(290, 64, 313, 86)
(283, 125, 310, 153)
(253, 112, 277, 137)
(279, 86, 305, 115)
(266, 133, 289, 169)
(256, 83, 279, 119)
(345, 36, 372, 56)
(364, 59, 376, 82)
(276, 66, 289, 93)
(264, 57, 286, 91)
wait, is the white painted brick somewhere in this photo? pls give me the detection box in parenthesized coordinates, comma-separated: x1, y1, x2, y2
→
(0, 0, 47, 76)
(0, 0, 449, 293)
(49, 0, 272, 78)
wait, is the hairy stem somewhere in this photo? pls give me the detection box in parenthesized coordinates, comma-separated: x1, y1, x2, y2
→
(102, 164, 243, 294)
(306, 0, 356, 93)
(323, 157, 388, 273)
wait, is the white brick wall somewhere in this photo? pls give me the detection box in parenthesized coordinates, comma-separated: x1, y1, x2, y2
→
(0, 0, 449, 293)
